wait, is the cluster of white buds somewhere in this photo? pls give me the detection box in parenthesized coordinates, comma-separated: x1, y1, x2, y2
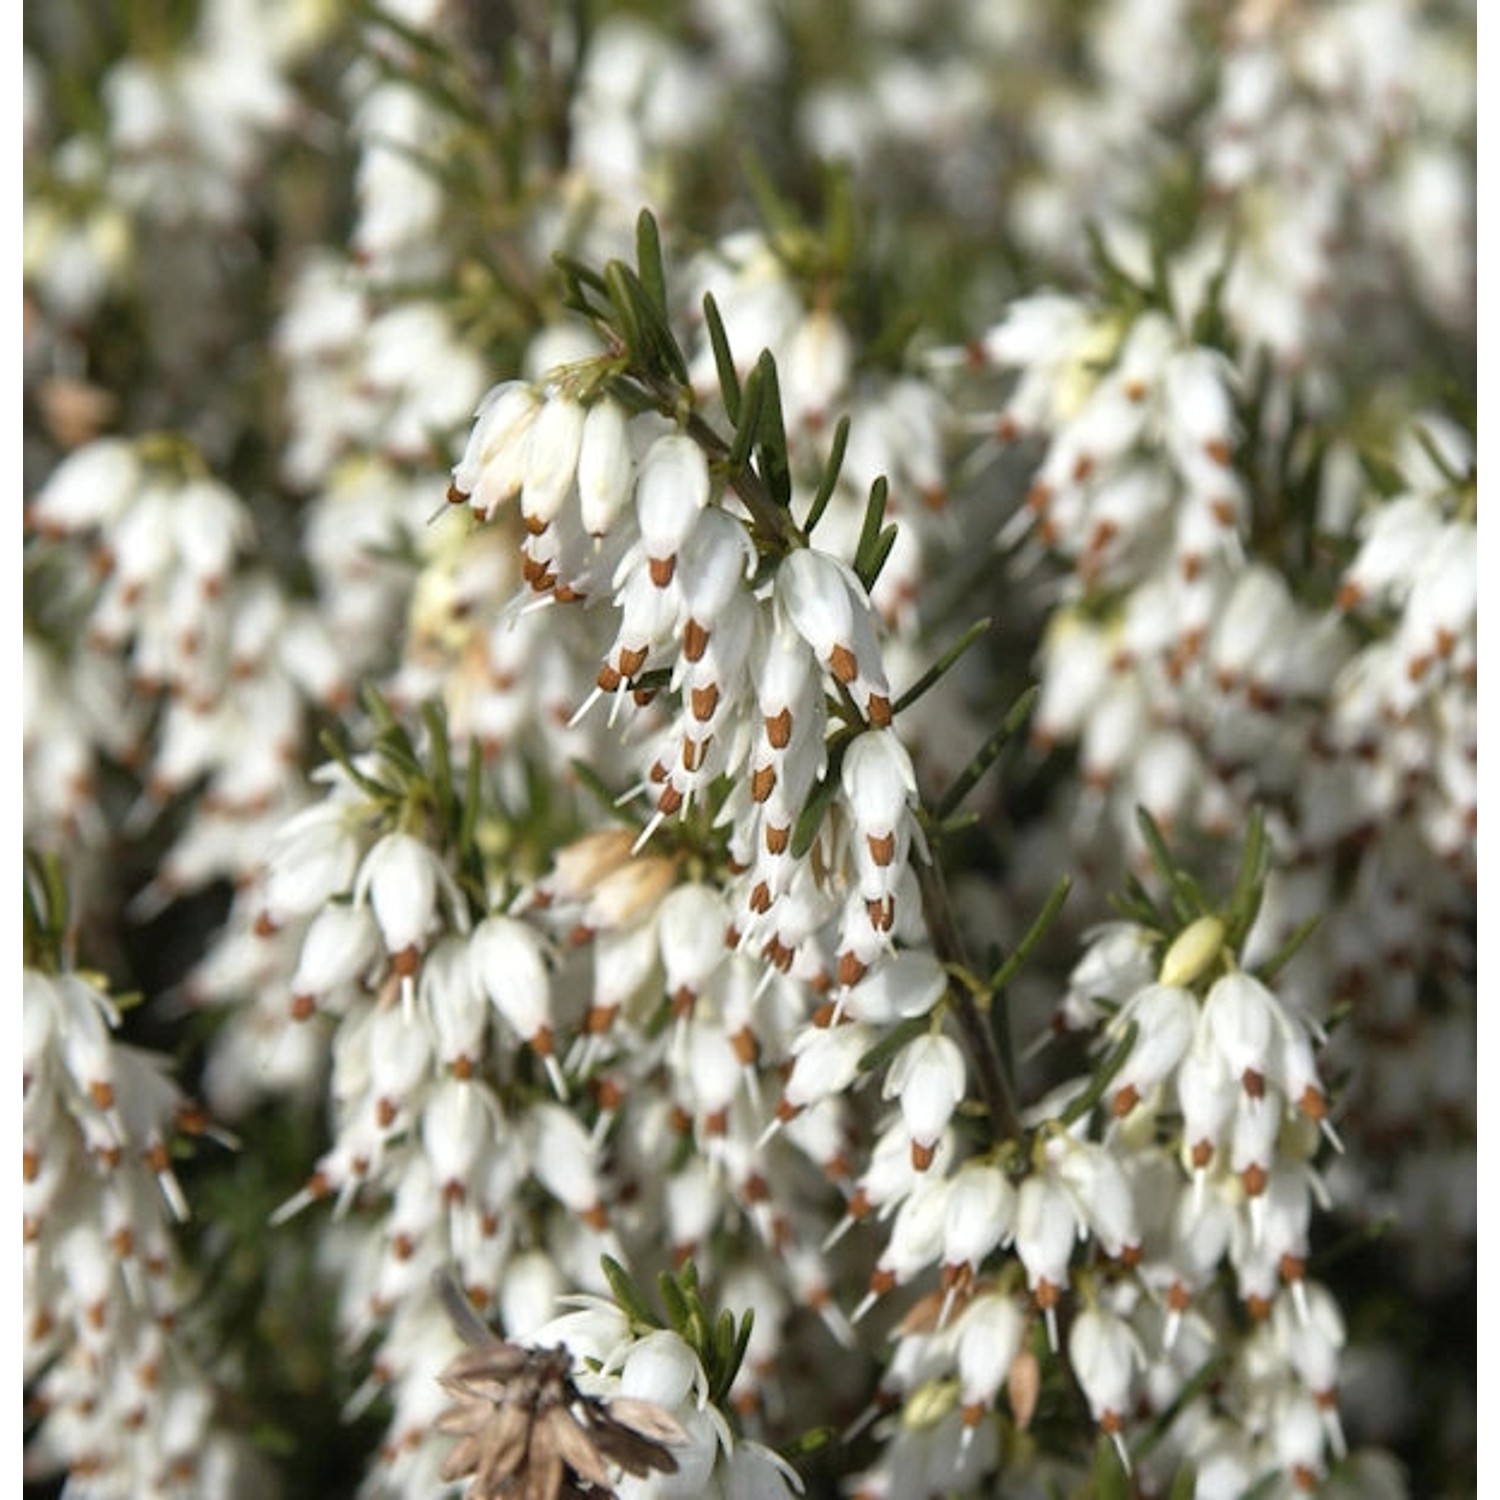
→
(23, 964, 266, 1496)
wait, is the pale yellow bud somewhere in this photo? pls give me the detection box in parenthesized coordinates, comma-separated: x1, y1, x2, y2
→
(1159, 914, 1225, 988)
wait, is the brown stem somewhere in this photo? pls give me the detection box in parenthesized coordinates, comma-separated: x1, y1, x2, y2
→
(915, 852, 1023, 1145)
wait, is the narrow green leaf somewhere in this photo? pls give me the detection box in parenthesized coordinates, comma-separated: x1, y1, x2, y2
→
(1130, 1352, 1224, 1465)
(635, 209, 669, 320)
(857, 523, 899, 593)
(752, 350, 792, 508)
(318, 731, 395, 803)
(1254, 914, 1321, 985)
(856, 1014, 929, 1075)
(743, 149, 799, 238)
(987, 876, 1073, 993)
(702, 292, 742, 424)
(790, 758, 844, 861)
(458, 736, 482, 856)
(603, 260, 648, 364)
(656, 1268, 691, 1332)
(1222, 805, 1269, 949)
(853, 476, 888, 581)
(1168, 1462, 1199, 1500)
(727, 361, 766, 472)
(802, 413, 850, 536)
(893, 618, 991, 717)
(1059, 1021, 1137, 1128)
(601, 1256, 661, 1330)
(1092, 1431, 1132, 1500)
(931, 686, 1038, 821)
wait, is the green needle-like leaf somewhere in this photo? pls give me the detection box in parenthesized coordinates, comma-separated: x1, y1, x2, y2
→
(931, 686, 1038, 821)
(893, 618, 992, 717)
(802, 413, 850, 536)
(702, 292, 742, 423)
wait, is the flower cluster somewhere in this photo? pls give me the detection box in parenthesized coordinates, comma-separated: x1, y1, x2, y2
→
(23, 2, 1474, 1497)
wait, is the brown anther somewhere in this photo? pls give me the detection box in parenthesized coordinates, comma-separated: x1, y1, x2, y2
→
(22, 1150, 39, 1183)
(1033, 1278, 1061, 1310)
(811, 1000, 837, 1028)
(910, 1139, 935, 1171)
(763, 935, 793, 971)
(765, 823, 790, 856)
(1025, 482, 1051, 513)
(450, 1055, 474, 1080)
(866, 831, 896, 867)
(391, 944, 420, 977)
(376, 1098, 398, 1129)
(253, 910, 280, 938)
(669, 1105, 694, 1134)
(775, 1096, 802, 1124)
(618, 644, 648, 679)
(866, 694, 892, 727)
(521, 556, 555, 592)
(829, 643, 858, 684)
(1241, 1068, 1266, 1100)
(1191, 1139, 1214, 1170)
(765, 708, 793, 748)
(648, 555, 676, 587)
(672, 986, 696, 1019)
(690, 683, 719, 722)
(1279, 1253, 1306, 1284)
(596, 663, 623, 692)
(1124, 378, 1148, 402)
(866, 896, 895, 932)
(868, 1267, 897, 1297)
(145, 1141, 170, 1176)
(554, 584, 582, 604)
(290, 994, 317, 1022)
(657, 783, 683, 816)
(704, 1108, 728, 1137)
(89, 1080, 115, 1112)
(1436, 626, 1457, 659)
(1204, 439, 1233, 466)
(648, 759, 668, 783)
(523, 512, 549, 536)
(1240, 1163, 1269, 1197)
(110, 1227, 134, 1258)
(593, 1076, 626, 1112)
(749, 881, 772, 914)
(837, 950, 868, 988)
(529, 1025, 555, 1057)
(1167, 1282, 1192, 1313)
(683, 619, 709, 661)
(1111, 1084, 1140, 1118)
(1298, 1084, 1327, 1121)
(750, 764, 776, 802)
(585, 1003, 618, 1036)
(731, 1027, 758, 1064)
(1118, 1242, 1142, 1269)
(581, 1202, 610, 1231)
(392, 1232, 416, 1261)
(681, 738, 703, 772)
(846, 1188, 872, 1221)
(1100, 1410, 1123, 1436)
(1072, 454, 1096, 483)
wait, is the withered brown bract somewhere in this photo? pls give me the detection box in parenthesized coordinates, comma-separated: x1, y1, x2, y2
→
(434, 1274, 685, 1500)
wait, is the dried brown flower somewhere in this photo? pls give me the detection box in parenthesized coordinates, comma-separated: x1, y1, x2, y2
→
(434, 1277, 685, 1500)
